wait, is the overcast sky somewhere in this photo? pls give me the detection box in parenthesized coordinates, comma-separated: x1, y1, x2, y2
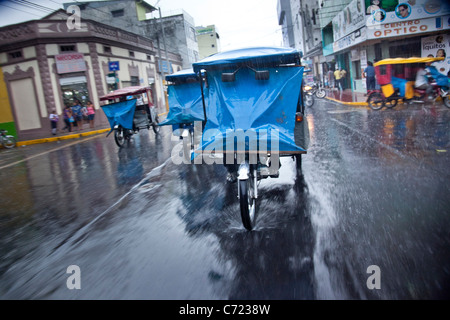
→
(0, 0, 283, 51)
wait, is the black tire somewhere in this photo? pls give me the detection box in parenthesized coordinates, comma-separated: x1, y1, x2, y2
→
(152, 115, 160, 134)
(385, 98, 398, 108)
(315, 88, 326, 99)
(305, 93, 314, 108)
(239, 178, 256, 231)
(444, 96, 450, 108)
(114, 128, 126, 147)
(295, 154, 302, 171)
(368, 92, 385, 110)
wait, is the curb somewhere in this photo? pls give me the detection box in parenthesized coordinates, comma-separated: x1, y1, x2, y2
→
(325, 96, 368, 106)
(16, 128, 110, 147)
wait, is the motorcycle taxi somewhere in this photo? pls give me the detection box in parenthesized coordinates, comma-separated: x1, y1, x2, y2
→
(159, 69, 206, 162)
(367, 56, 450, 110)
(192, 47, 310, 230)
(99, 86, 160, 147)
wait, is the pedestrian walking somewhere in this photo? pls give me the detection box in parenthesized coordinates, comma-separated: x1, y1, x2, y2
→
(327, 69, 335, 89)
(63, 104, 73, 132)
(86, 101, 96, 129)
(364, 61, 376, 92)
(49, 109, 59, 135)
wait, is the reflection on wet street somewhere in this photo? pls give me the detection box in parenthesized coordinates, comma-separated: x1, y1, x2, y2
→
(0, 101, 449, 299)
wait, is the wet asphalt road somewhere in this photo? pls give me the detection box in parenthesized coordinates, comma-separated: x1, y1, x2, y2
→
(0, 99, 449, 300)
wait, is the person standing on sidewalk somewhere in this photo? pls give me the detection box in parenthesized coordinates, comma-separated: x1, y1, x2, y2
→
(49, 109, 59, 135)
(63, 104, 73, 132)
(86, 101, 96, 129)
(334, 67, 342, 91)
(340, 67, 347, 90)
(364, 61, 376, 92)
(71, 100, 84, 131)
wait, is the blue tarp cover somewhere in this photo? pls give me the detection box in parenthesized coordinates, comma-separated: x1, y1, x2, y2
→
(428, 66, 449, 87)
(192, 47, 301, 72)
(101, 99, 137, 130)
(193, 64, 305, 155)
(391, 76, 407, 97)
(159, 69, 205, 126)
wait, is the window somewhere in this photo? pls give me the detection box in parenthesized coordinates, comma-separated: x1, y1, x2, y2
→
(211, 44, 215, 48)
(147, 54, 151, 61)
(104, 46, 111, 54)
(130, 76, 139, 86)
(111, 9, 124, 17)
(60, 45, 76, 52)
(8, 51, 22, 60)
(129, 51, 135, 58)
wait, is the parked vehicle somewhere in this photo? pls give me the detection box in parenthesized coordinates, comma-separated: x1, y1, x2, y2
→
(305, 82, 326, 99)
(368, 56, 450, 110)
(99, 86, 160, 147)
(0, 129, 16, 149)
(192, 47, 309, 231)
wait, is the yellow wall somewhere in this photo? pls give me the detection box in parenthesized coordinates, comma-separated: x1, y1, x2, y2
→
(0, 67, 17, 138)
(0, 67, 13, 123)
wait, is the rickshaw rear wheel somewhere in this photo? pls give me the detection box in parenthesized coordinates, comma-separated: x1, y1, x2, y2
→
(239, 178, 256, 231)
(114, 128, 126, 147)
(444, 96, 450, 108)
(152, 115, 160, 134)
(305, 94, 314, 108)
(368, 92, 385, 110)
(295, 154, 302, 171)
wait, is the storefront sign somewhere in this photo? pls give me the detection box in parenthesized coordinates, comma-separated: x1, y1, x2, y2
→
(360, 49, 367, 90)
(55, 53, 86, 74)
(365, 0, 450, 26)
(333, 27, 367, 53)
(421, 33, 449, 75)
(367, 15, 450, 39)
(333, 0, 366, 41)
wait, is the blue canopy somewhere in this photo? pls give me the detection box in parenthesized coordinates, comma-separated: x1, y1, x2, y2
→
(159, 69, 206, 126)
(101, 99, 137, 130)
(193, 47, 301, 71)
(191, 47, 305, 156)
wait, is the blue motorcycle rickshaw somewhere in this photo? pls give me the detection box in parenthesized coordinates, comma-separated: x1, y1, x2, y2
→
(192, 47, 309, 230)
(159, 69, 206, 162)
(100, 86, 160, 147)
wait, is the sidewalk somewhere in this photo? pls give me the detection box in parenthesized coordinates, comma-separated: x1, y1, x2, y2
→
(14, 111, 169, 147)
(16, 125, 111, 147)
(325, 88, 368, 106)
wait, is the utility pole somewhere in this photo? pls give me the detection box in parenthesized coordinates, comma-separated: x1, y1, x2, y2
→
(158, 6, 170, 111)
